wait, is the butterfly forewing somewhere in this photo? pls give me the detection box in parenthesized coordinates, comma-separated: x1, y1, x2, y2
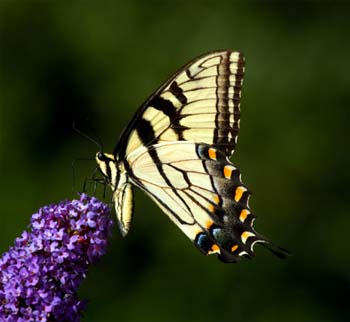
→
(115, 50, 244, 160)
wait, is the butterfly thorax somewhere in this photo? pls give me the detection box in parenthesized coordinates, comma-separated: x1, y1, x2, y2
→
(96, 152, 123, 189)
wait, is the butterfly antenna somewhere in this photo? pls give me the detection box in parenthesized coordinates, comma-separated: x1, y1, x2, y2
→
(72, 121, 104, 151)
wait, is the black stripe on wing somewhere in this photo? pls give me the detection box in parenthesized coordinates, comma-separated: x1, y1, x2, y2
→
(147, 95, 188, 140)
(169, 81, 187, 105)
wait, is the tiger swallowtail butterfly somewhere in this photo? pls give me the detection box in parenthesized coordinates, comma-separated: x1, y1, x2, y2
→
(96, 50, 288, 263)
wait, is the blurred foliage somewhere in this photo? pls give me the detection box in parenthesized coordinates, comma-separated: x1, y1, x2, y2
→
(1, 1, 349, 321)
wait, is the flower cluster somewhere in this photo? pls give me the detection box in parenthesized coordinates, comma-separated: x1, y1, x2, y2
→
(0, 194, 113, 322)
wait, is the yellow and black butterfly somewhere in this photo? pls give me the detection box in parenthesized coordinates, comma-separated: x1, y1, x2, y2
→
(96, 50, 288, 263)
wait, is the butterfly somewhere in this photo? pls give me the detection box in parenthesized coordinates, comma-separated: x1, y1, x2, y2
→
(96, 50, 288, 263)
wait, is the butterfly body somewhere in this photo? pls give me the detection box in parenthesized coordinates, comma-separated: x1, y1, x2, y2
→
(96, 50, 288, 262)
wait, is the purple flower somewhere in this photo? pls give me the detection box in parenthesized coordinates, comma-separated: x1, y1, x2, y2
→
(0, 194, 113, 322)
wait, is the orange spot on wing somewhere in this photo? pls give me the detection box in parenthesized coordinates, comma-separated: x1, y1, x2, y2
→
(224, 165, 233, 179)
(241, 231, 255, 244)
(208, 148, 217, 160)
(206, 220, 214, 229)
(239, 209, 250, 222)
(208, 204, 215, 213)
(210, 244, 220, 253)
(213, 194, 220, 205)
(234, 186, 247, 202)
(231, 245, 239, 252)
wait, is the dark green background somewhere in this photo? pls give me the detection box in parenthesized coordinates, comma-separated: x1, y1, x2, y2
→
(1, 1, 349, 321)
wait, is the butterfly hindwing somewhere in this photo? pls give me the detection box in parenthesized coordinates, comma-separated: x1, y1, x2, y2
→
(126, 141, 264, 263)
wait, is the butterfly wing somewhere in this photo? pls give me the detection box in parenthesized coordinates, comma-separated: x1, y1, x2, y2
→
(104, 50, 288, 261)
(127, 141, 272, 262)
(114, 50, 244, 161)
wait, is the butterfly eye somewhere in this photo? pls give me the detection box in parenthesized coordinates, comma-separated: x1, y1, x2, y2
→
(97, 152, 105, 161)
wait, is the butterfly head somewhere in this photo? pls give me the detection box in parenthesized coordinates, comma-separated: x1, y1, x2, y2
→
(96, 152, 118, 187)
